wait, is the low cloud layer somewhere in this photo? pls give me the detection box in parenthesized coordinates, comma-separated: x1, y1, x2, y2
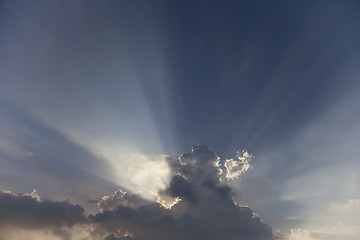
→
(0, 145, 274, 240)
(0, 189, 85, 229)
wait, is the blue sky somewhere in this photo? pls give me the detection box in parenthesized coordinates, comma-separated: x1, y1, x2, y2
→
(0, 1, 360, 239)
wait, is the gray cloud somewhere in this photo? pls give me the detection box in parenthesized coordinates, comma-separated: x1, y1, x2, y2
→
(0, 190, 85, 229)
(91, 145, 274, 240)
(166, 175, 197, 204)
(98, 190, 149, 211)
(104, 234, 136, 240)
(0, 146, 274, 240)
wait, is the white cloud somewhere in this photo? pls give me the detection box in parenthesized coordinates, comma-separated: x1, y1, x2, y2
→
(288, 224, 360, 240)
(224, 150, 252, 179)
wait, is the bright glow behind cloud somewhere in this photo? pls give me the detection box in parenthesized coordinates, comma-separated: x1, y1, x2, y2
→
(91, 144, 172, 200)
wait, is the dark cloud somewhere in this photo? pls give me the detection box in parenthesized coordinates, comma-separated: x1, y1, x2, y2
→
(0, 190, 85, 229)
(166, 175, 197, 204)
(104, 234, 135, 240)
(104, 234, 119, 240)
(91, 145, 274, 240)
(0, 146, 274, 240)
(98, 190, 149, 211)
(91, 203, 175, 239)
(52, 228, 72, 240)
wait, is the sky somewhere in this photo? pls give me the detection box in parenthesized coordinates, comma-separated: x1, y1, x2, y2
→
(0, 0, 360, 239)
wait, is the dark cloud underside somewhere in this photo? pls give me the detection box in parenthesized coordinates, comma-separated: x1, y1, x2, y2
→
(0, 190, 85, 229)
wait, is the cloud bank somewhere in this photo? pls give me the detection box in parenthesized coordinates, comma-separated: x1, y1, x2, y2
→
(0, 145, 274, 240)
(91, 145, 273, 240)
(0, 189, 85, 229)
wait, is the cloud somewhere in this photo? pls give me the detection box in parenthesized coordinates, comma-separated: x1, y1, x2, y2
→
(281, 198, 360, 240)
(0, 224, 97, 240)
(98, 190, 149, 211)
(348, 199, 360, 207)
(224, 150, 252, 179)
(104, 234, 136, 240)
(91, 145, 274, 240)
(0, 189, 85, 229)
(334, 198, 360, 209)
(0, 146, 273, 240)
(287, 225, 360, 240)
